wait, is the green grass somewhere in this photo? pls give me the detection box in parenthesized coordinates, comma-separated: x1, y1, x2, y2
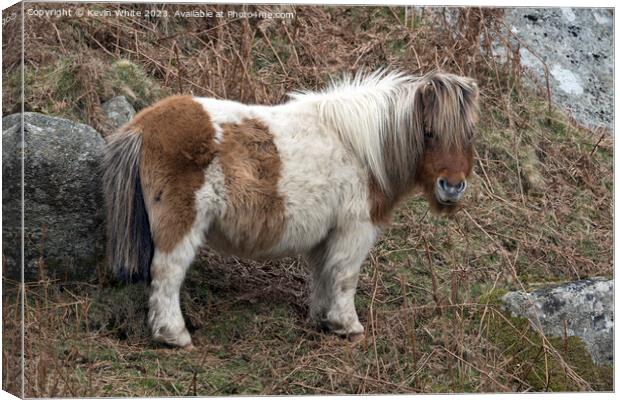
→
(485, 313, 613, 391)
(104, 59, 166, 109)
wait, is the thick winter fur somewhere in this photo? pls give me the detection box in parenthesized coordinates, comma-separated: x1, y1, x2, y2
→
(136, 95, 217, 253)
(213, 118, 286, 256)
(291, 70, 479, 223)
(103, 70, 479, 348)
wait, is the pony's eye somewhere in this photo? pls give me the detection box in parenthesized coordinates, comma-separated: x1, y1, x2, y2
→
(424, 131, 433, 139)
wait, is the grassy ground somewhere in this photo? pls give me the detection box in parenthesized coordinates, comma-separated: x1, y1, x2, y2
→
(2, 4, 613, 396)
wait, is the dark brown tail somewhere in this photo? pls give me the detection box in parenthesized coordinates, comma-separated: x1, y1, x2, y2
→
(102, 129, 153, 283)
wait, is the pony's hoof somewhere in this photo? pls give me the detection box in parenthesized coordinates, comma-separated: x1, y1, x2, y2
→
(347, 332, 365, 343)
(152, 326, 193, 348)
(181, 343, 196, 351)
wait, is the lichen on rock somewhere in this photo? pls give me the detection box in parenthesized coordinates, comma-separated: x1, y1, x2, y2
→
(2, 112, 106, 280)
(502, 278, 613, 366)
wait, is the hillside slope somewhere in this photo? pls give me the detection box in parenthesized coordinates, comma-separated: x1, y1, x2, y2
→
(2, 4, 612, 395)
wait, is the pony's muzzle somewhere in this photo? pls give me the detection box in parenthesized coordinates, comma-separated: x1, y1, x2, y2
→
(436, 177, 466, 203)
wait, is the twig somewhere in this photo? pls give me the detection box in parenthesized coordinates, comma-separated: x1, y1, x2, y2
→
(111, 43, 221, 98)
(368, 256, 382, 380)
(259, 27, 289, 78)
(504, 24, 553, 116)
(422, 236, 442, 314)
(172, 41, 184, 93)
(440, 345, 511, 391)
(588, 132, 607, 157)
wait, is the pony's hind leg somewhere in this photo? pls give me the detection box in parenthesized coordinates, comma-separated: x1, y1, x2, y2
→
(148, 229, 204, 348)
(308, 222, 378, 340)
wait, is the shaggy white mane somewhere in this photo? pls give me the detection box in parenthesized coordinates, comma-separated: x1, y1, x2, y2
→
(288, 70, 478, 196)
(289, 70, 420, 194)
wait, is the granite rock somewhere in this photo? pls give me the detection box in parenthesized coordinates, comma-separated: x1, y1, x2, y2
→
(502, 8, 613, 133)
(503, 278, 613, 366)
(2, 112, 106, 280)
(101, 95, 136, 132)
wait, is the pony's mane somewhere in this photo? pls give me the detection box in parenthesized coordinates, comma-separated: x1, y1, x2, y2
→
(288, 70, 479, 196)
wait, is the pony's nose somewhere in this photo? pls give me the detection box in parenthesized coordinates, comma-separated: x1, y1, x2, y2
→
(437, 178, 467, 198)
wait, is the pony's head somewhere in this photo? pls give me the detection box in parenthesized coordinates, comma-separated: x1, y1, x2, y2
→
(413, 73, 479, 214)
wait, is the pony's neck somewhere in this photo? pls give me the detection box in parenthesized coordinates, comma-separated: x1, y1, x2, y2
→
(289, 71, 424, 198)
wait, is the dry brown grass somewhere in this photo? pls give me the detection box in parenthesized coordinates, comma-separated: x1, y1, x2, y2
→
(2, 3, 613, 396)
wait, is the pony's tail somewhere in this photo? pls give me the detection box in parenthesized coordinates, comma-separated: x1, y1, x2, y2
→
(103, 129, 153, 283)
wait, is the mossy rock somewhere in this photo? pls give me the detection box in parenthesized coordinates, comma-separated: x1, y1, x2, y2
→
(486, 313, 612, 391)
(103, 60, 167, 110)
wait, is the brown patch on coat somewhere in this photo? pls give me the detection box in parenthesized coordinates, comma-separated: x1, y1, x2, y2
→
(133, 95, 216, 252)
(216, 118, 286, 255)
(368, 175, 399, 225)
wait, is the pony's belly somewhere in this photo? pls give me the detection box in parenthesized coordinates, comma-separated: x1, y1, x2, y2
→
(204, 221, 323, 260)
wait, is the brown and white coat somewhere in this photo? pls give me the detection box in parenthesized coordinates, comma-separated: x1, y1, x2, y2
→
(103, 70, 479, 348)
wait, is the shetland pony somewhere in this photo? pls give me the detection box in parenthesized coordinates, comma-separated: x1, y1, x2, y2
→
(103, 70, 479, 348)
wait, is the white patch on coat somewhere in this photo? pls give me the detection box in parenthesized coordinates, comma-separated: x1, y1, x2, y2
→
(194, 97, 253, 126)
(289, 70, 414, 193)
(195, 97, 262, 145)
(192, 98, 373, 259)
(257, 101, 373, 257)
(213, 124, 224, 144)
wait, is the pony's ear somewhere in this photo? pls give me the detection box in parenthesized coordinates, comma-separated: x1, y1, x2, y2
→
(465, 78, 480, 102)
(461, 78, 480, 125)
(419, 82, 436, 130)
(421, 82, 436, 110)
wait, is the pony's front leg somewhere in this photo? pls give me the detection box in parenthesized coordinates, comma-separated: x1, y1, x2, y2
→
(308, 222, 378, 340)
(148, 236, 200, 348)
